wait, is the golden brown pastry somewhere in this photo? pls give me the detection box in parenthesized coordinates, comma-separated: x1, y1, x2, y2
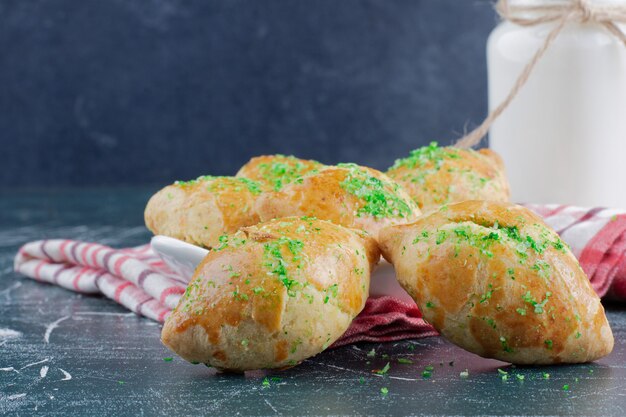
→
(161, 217, 380, 371)
(255, 163, 422, 241)
(144, 176, 263, 249)
(236, 154, 324, 191)
(379, 200, 613, 364)
(386, 142, 510, 212)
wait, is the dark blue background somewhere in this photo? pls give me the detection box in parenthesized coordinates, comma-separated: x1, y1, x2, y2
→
(1, 0, 498, 187)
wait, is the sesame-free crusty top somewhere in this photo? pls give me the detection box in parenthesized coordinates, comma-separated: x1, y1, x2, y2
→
(379, 200, 613, 365)
(386, 143, 510, 212)
(255, 163, 422, 241)
(144, 176, 264, 249)
(161, 217, 380, 371)
(236, 154, 325, 192)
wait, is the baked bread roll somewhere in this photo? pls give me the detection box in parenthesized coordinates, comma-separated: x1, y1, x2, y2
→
(161, 217, 380, 371)
(386, 142, 510, 212)
(236, 154, 324, 191)
(144, 176, 263, 249)
(255, 163, 422, 241)
(379, 200, 613, 364)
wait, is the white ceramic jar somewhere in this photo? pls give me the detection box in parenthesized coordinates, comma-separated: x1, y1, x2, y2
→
(487, 0, 626, 207)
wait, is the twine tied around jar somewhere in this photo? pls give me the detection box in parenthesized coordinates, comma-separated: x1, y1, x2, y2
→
(455, 0, 626, 149)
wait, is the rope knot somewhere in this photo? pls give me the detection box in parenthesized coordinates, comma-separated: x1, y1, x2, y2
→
(455, 0, 626, 149)
(575, 0, 595, 23)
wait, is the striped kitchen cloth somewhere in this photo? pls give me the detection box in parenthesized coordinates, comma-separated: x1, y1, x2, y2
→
(12, 204, 626, 346)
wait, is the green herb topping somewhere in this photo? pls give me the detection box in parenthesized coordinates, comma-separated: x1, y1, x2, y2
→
(338, 163, 416, 219)
(256, 156, 322, 191)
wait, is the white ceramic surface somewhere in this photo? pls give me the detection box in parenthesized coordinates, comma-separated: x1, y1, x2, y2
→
(150, 235, 415, 304)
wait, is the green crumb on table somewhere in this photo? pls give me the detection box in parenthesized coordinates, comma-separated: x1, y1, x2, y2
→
(397, 358, 413, 364)
(359, 376, 365, 384)
(422, 370, 432, 378)
(241, 339, 249, 347)
(460, 369, 469, 378)
(563, 384, 570, 391)
(381, 387, 389, 396)
(543, 373, 550, 379)
(424, 365, 434, 371)
(375, 362, 391, 375)
(382, 354, 390, 359)
(544, 339, 553, 350)
(516, 374, 525, 381)
(367, 348, 376, 358)
(262, 377, 270, 388)
(426, 301, 435, 308)
(589, 369, 594, 374)
(118, 381, 125, 385)
(271, 377, 281, 382)
(163, 357, 173, 362)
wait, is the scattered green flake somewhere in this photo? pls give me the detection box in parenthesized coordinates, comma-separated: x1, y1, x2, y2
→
(575, 332, 582, 339)
(255, 156, 322, 191)
(163, 357, 173, 362)
(375, 362, 391, 375)
(516, 308, 527, 316)
(460, 369, 469, 378)
(367, 348, 376, 358)
(263, 236, 306, 296)
(338, 163, 416, 219)
(500, 336, 514, 353)
(359, 376, 365, 384)
(271, 377, 282, 382)
(516, 374, 525, 381)
(424, 365, 434, 371)
(542, 373, 550, 379)
(544, 339, 553, 350)
(241, 339, 249, 347)
(563, 384, 570, 391)
(425, 301, 436, 308)
(422, 370, 432, 378)
(118, 381, 125, 385)
(397, 358, 413, 364)
(381, 387, 389, 396)
(262, 377, 270, 388)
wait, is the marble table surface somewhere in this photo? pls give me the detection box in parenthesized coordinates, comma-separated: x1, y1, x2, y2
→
(1, 188, 625, 416)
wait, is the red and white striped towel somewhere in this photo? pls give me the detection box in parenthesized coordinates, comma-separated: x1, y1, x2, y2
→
(13, 204, 626, 346)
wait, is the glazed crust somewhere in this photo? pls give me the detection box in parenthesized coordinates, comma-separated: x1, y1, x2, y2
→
(379, 200, 613, 365)
(144, 176, 263, 249)
(386, 144, 510, 212)
(254, 164, 422, 241)
(161, 217, 380, 371)
(236, 154, 324, 192)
